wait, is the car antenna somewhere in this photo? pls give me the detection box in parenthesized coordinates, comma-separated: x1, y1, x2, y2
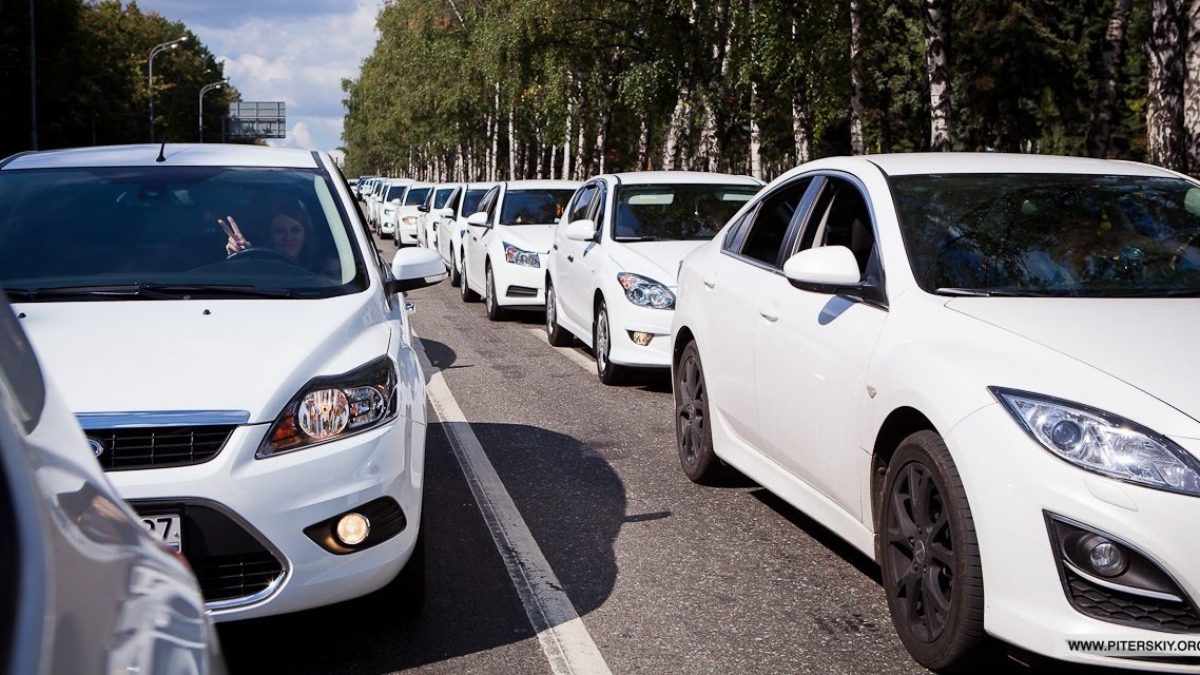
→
(156, 141, 167, 163)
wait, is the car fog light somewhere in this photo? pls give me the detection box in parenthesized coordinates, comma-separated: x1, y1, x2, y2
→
(335, 513, 370, 546)
(1083, 535, 1127, 577)
(629, 331, 654, 346)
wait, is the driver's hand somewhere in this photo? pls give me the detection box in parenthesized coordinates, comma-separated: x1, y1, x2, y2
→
(219, 216, 250, 255)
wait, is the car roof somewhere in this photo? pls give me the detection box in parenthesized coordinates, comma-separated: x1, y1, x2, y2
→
(504, 180, 582, 190)
(808, 153, 1178, 178)
(3, 143, 321, 170)
(602, 170, 763, 186)
(467, 182, 500, 190)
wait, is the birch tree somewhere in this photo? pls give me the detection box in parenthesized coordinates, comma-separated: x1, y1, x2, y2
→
(1147, 0, 1186, 170)
(1088, 0, 1134, 158)
(924, 0, 951, 151)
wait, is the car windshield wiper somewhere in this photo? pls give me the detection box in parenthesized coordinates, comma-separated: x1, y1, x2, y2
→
(5, 283, 297, 301)
(613, 235, 677, 242)
(935, 287, 1059, 297)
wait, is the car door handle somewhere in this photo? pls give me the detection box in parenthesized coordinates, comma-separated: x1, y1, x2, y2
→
(702, 273, 717, 289)
(567, 255, 574, 263)
(552, 244, 558, 250)
(759, 305, 779, 322)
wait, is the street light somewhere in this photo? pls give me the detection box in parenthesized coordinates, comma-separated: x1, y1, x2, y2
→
(199, 78, 228, 143)
(148, 35, 189, 142)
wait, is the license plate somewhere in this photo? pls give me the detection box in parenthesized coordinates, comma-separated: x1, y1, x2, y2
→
(140, 514, 182, 552)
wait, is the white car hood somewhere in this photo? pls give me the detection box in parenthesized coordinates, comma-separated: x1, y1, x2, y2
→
(17, 294, 389, 423)
(948, 298, 1200, 423)
(499, 224, 557, 254)
(608, 240, 708, 287)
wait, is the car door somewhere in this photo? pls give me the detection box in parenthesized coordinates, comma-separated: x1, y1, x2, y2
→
(468, 185, 502, 290)
(438, 187, 462, 264)
(703, 177, 816, 451)
(754, 174, 889, 518)
(554, 183, 599, 333)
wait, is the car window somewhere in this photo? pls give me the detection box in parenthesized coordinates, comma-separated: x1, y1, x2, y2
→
(737, 178, 813, 267)
(478, 187, 500, 219)
(592, 185, 607, 229)
(0, 295, 44, 432)
(0, 166, 365, 297)
(404, 187, 430, 206)
(433, 188, 455, 210)
(799, 177, 877, 278)
(568, 186, 596, 224)
(500, 190, 574, 226)
(612, 184, 759, 241)
(463, 188, 488, 216)
(384, 185, 405, 202)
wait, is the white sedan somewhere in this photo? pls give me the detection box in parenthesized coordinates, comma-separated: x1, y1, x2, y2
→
(439, 182, 498, 287)
(2, 143, 446, 621)
(460, 180, 580, 319)
(545, 171, 761, 384)
(671, 153, 1200, 672)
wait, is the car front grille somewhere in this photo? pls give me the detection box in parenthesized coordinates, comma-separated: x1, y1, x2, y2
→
(1066, 569, 1200, 633)
(193, 551, 284, 602)
(85, 425, 234, 471)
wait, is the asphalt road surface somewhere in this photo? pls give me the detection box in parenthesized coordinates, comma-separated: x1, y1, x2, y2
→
(217, 237, 1118, 675)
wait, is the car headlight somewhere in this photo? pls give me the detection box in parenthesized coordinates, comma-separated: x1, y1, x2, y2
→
(402, 216, 419, 226)
(503, 242, 541, 268)
(992, 387, 1200, 496)
(617, 272, 675, 310)
(258, 357, 397, 458)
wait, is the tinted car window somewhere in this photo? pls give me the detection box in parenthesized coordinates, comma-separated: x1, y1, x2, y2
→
(567, 186, 596, 224)
(891, 173, 1200, 296)
(801, 178, 877, 276)
(0, 295, 44, 432)
(738, 178, 813, 267)
(501, 190, 574, 225)
(434, 188, 455, 209)
(463, 189, 487, 215)
(0, 167, 363, 296)
(404, 188, 430, 206)
(613, 184, 758, 241)
(384, 185, 405, 201)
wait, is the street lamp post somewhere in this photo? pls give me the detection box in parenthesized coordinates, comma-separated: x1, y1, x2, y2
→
(198, 79, 227, 143)
(147, 35, 189, 142)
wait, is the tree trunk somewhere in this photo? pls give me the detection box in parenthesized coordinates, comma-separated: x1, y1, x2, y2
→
(1087, 0, 1133, 158)
(924, 0, 951, 152)
(549, 143, 557, 181)
(638, 117, 650, 170)
(663, 92, 687, 170)
(563, 100, 573, 179)
(748, 0, 763, 178)
(1185, 0, 1200, 174)
(1148, 0, 1187, 170)
(507, 107, 516, 180)
(575, 110, 586, 180)
(698, 0, 731, 171)
(491, 82, 501, 180)
(849, 0, 865, 155)
(791, 18, 813, 165)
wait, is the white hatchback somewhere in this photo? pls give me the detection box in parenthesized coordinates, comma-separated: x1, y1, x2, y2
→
(671, 153, 1200, 672)
(1, 143, 446, 622)
(545, 171, 761, 384)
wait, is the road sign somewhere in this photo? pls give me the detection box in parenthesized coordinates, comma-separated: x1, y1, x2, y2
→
(226, 101, 286, 139)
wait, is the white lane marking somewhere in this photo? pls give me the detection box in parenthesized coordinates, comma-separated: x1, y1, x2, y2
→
(412, 332, 612, 675)
(526, 328, 595, 374)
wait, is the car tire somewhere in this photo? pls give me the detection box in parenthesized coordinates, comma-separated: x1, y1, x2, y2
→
(880, 431, 989, 673)
(460, 259, 479, 302)
(673, 341, 729, 484)
(545, 282, 572, 347)
(449, 250, 462, 287)
(485, 264, 507, 321)
(593, 300, 626, 385)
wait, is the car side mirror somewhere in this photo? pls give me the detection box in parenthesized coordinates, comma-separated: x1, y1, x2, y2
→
(418, 204, 430, 213)
(386, 248, 446, 294)
(565, 219, 598, 241)
(390, 198, 400, 205)
(467, 211, 489, 228)
(782, 246, 862, 292)
(435, 207, 454, 218)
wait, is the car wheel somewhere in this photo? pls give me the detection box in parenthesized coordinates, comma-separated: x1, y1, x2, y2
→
(674, 341, 728, 484)
(485, 264, 507, 321)
(449, 250, 462, 287)
(880, 431, 988, 672)
(593, 301, 625, 385)
(460, 259, 479, 302)
(545, 282, 572, 347)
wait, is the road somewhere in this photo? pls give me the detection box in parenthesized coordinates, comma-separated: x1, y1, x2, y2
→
(217, 239, 1105, 674)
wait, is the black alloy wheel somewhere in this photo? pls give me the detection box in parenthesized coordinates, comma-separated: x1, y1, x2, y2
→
(545, 282, 572, 346)
(673, 341, 726, 484)
(880, 432, 988, 672)
(449, 249, 462, 287)
(460, 258, 479, 302)
(485, 264, 507, 321)
(593, 301, 625, 385)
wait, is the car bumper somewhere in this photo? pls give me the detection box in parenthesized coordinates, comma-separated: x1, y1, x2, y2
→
(605, 299, 674, 368)
(494, 261, 546, 308)
(108, 417, 425, 622)
(398, 223, 419, 245)
(948, 403, 1200, 672)
(380, 219, 397, 235)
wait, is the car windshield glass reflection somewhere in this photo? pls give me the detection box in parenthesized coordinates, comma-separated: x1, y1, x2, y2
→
(0, 166, 362, 300)
(404, 188, 430, 206)
(500, 190, 574, 225)
(891, 174, 1200, 297)
(384, 185, 406, 201)
(463, 189, 487, 215)
(613, 185, 758, 241)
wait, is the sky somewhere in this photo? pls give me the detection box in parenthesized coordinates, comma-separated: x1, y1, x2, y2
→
(134, 0, 386, 153)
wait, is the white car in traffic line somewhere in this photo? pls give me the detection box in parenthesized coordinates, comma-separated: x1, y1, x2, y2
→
(1, 143, 447, 622)
(378, 179, 412, 239)
(417, 184, 460, 250)
(459, 180, 581, 320)
(440, 182, 498, 287)
(395, 182, 432, 247)
(671, 153, 1200, 673)
(545, 171, 761, 384)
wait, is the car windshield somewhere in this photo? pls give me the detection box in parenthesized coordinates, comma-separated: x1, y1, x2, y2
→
(0, 166, 365, 301)
(891, 173, 1200, 297)
(500, 189, 573, 225)
(463, 189, 487, 215)
(434, 188, 454, 209)
(404, 188, 430, 206)
(384, 185, 406, 201)
(613, 184, 759, 241)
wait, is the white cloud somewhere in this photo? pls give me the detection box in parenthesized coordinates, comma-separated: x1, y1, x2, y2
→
(135, 0, 382, 152)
